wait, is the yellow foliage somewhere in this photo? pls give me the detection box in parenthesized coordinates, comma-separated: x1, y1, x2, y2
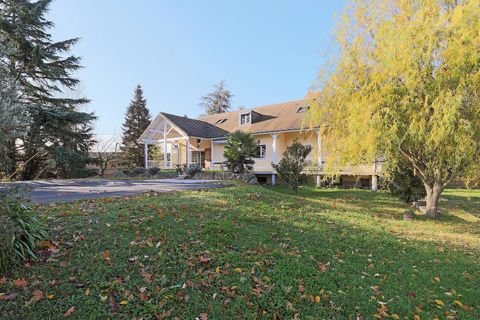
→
(308, 0, 480, 191)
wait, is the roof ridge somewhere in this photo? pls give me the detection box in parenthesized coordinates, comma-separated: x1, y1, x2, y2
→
(197, 99, 305, 120)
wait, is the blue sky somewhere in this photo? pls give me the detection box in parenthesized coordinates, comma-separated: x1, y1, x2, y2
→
(48, 0, 346, 140)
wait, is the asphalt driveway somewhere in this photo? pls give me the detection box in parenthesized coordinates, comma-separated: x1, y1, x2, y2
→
(10, 179, 224, 204)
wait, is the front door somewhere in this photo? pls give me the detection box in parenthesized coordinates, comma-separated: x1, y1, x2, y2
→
(192, 151, 205, 168)
(205, 148, 211, 166)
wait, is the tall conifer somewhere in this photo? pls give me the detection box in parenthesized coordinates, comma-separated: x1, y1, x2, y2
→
(0, 0, 96, 179)
(120, 85, 151, 168)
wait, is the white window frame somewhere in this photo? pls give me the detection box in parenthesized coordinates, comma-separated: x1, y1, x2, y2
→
(256, 144, 267, 158)
(240, 112, 251, 125)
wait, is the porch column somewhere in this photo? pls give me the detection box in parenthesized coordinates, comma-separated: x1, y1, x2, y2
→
(163, 121, 168, 169)
(211, 140, 215, 163)
(371, 161, 378, 192)
(144, 142, 149, 169)
(186, 137, 191, 166)
(316, 129, 322, 187)
(271, 133, 279, 186)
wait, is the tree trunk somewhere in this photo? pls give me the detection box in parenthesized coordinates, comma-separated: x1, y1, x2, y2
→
(424, 182, 443, 219)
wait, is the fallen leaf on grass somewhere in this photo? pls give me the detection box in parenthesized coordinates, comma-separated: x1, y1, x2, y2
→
(317, 261, 330, 272)
(36, 240, 58, 251)
(0, 293, 17, 301)
(434, 299, 444, 307)
(63, 307, 75, 317)
(119, 300, 128, 305)
(25, 290, 43, 306)
(454, 300, 474, 311)
(47, 294, 54, 300)
(0, 277, 7, 285)
(199, 254, 212, 264)
(109, 296, 117, 313)
(198, 312, 208, 320)
(13, 278, 27, 288)
(102, 250, 111, 263)
(142, 272, 153, 284)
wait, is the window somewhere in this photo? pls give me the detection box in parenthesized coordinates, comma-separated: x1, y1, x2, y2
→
(215, 118, 227, 124)
(240, 112, 251, 125)
(296, 106, 310, 113)
(256, 144, 266, 158)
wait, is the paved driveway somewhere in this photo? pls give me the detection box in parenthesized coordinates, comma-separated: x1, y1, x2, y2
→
(11, 179, 224, 204)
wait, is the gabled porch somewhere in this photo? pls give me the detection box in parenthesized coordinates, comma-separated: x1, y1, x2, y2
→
(138, 114, 206, 169)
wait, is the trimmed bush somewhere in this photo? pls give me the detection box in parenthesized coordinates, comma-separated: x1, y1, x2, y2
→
(132, 167, 146, 176)
(146, 166, 161, 176)
(273, 140, 312, 193)
(120, 169, 131, 176)
(185, 165, 202, 178)
(0, 186, 46, 273)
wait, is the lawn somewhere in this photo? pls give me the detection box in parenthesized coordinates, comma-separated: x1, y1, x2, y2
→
(0, 185, 479, 319)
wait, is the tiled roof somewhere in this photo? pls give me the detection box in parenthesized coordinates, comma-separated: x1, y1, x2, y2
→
(196, 99, 310, 137)
(161, 112, 230, 139)
(143, 99, 313, 140)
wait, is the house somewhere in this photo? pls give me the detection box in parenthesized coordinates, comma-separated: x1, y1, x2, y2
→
(138, 100, 380, 190)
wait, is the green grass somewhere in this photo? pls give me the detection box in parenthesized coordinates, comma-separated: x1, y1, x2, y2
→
(0, 185, 478, 319)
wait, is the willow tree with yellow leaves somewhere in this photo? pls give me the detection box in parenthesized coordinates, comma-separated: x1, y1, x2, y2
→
(308, 0, 480, 218)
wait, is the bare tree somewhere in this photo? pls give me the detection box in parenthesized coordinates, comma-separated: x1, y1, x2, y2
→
(94, 136, 120, 177)
(200, 81, 233, 115)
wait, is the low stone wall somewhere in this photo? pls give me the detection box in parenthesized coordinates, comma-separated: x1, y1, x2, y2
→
(192, 171, 258, 184)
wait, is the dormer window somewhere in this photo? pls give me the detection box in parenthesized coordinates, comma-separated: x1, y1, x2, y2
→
(296, 106, 310, 113)
(240, 112, 251, 125)
(215, 118, 227, 124)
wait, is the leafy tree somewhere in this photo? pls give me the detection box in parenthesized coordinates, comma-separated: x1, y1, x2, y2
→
(0, 0, 96, 180)
(223, 130, 257, 173)
(200, 80, 233, 115)
(308, 0, 480, 218)
(120, 85, 151, 167)
(273, 140, 312, 193)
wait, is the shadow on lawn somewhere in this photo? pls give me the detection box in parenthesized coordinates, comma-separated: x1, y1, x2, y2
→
(2, 185, 479, 319)
(265, 185, 480, 248)
(196, 186, 480, 318)
(266, 185, 408, 219)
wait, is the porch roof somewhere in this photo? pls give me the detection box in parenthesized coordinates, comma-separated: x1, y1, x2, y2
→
(138, 112, 230, 143)
(161, 112, 229, 139)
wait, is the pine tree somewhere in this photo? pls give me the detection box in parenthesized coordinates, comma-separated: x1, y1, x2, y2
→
(0, 67, 25, 177)
(200, 80, 233, 115)
(120, 85, 151, 168)
(0, 0, 96, 180)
